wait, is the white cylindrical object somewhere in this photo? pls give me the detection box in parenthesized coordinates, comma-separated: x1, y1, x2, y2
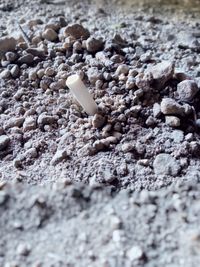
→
(66, 74, 98, 116)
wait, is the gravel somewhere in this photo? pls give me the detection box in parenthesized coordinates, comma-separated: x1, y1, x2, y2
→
(0, 0, 200, 265)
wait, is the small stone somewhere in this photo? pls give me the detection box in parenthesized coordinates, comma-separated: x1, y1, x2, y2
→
(10, 65, 20, 78)
(42, 28, 58, 41)
(24, 148, 38, 159)
(92, 114, 105, 128)
(86, 37, 103, 53)
(45, 67, 55, 76)
(4, 117, 25, 129)
(64, 24, 90, 40)
(171, 130, 184, 143)
(153, 153, 181, 176)
(112, 229, 124, 243)
(28, 70, 37, 81)
(0, 69, 11, 79)
(37, 69, 45, 78)
(126, 77, 135, 90)
(165, 116, 180, 127)
(5, 52, 17, 62)
(37, 114, 56, 127)
(18, 54, 34, 65)
(110, 215, 122, 230)
(135, 72, 153, 92)
(115, 64, 129, 76)
(51, 149, 68, 166)
(161, 98, 185, 116)
(153, 103, 161, 118)
(177, 80, 199, 101)
(0, 135, 10, 151)
(121, 143, 134, 153)
(26, 48, 46, 58)
(16, 243, 31, 256)
(147, 61, 174, 89)
(23, 117, 37, 131)
(145, 116, 157, 126)
(126, 246, 144, 261)
(87, 67, 103, 84)
(0, 36, 16, 54)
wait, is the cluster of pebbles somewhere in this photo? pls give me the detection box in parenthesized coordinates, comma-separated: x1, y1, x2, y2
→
(0, 0, 200, 190)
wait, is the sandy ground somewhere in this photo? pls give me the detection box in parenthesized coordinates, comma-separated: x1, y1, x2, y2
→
(0, 0, 200, 266)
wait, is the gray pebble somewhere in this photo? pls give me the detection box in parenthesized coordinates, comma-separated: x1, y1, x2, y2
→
(153, 153, 180, 176)
(24, 148, 38, 159)
(171, 130, 184, 143)
(18, 54, 34, 65)
(86, 37, 103, 53)
(115, 64, 129, 76)
(16, 243, 31, 256)
(23, 117, 37, 131)
(4, 117, 24, 129)
(87, 67, 103, 85)
(0, 135, 10, 151)
(42, 28, 58, 41)
(161, 98, 185, 116)
(37, 113, 57, 127)
(92, 114, 105, 128)
(126, 246, 144, 261)
(148, 61, 174, 89)
(177, 80, 199, 101)
(5, 52, 17, 62)
(153, 103, 161, 118)
(165, 116, 181, 127)
(10, 65, 20, 78)
(0, 69, 11, 79)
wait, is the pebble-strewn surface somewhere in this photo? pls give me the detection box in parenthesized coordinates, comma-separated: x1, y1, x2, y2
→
(0, 0, 200, 266)
(0, 0, 200, 189)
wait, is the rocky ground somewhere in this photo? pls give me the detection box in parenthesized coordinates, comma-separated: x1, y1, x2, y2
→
(0, 0, 200, 266)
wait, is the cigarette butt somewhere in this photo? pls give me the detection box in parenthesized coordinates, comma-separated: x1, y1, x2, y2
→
(66, 74, 98, 116)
